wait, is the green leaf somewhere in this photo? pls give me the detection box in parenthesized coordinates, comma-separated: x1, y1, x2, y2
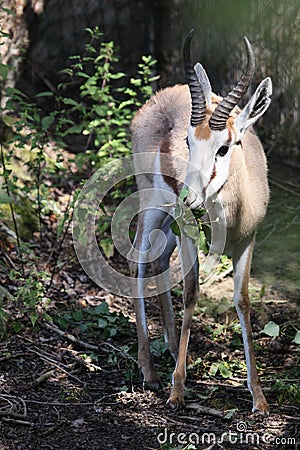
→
(109, 72, 125, 80)
(41, 115, 54, 130)
(61, 97, 80, 106)
(209, 362, 220, 377)
(198, 229, 208, 253)
(179, 187, 189, 201)
(224, 408, 237, 419)
(12, 321, 23, 333)
(219, 363, 233, 378)
(0, 192, 13, 204)
(30, 313, 39, 327)
(184, 223, 199, 242)
(101, 238, 114, 258)
(35, 91, 54, 98)
(261, 321, 280, 337)
(171, 219, 181, 237)
(293, 330, 300, 344)
(215, 298, 232, 315)
(150, 338, 168, 357)
(98, 317, 108, 328)
(212, 324, 225, 337)
(95, 301, 109, 315)
(259, 285, 266, 298)
(72, 310, 83, 321)
(1, 115, 15, 127)
(109, 327, 117, 337)
(62, 124, 84, 135)
(0, 63, 8, 81)
(130, 78, 141, 87)
(42, 313, 53, 323)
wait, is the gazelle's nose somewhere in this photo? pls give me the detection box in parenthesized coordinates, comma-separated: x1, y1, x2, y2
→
(183, 187, 203, 210)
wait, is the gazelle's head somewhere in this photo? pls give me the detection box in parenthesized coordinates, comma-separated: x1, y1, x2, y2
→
(183, 30, 272, 209)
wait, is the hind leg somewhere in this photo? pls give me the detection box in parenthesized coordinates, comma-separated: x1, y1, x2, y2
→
(151, 216, 178, 360)
(232, 237, 269, 414)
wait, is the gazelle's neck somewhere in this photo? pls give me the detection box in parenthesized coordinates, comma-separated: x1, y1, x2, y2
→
(221, 142, 268, 242)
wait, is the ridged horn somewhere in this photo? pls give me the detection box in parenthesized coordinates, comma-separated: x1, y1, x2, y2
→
(183, 30, 206, 127)
(209, 37, 255, 131)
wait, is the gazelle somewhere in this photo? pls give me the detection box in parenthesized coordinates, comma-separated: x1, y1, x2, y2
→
(128, 31, 272, 414)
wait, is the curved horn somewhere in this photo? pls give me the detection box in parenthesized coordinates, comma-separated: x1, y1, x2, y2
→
(209, 37, 255, 131)
(183, 30, 206, 127)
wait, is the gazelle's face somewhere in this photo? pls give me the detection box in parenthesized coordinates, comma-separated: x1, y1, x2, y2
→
(182, 32, 272, 210)
(184, 122, 234, 208)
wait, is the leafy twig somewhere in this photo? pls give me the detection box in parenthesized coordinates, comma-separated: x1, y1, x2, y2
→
(43, 321, 99, 351)
(47, 191, 77, 291)
(43, 321, 139, 366)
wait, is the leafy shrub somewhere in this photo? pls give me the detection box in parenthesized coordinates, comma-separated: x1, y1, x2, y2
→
(0, 24, 158, 329)
(54, 300, 131, 339)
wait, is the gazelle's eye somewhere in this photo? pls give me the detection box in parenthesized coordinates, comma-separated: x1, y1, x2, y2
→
(216, 145, 229, 157)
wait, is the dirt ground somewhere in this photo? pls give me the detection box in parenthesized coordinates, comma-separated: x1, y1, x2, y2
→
(0, 159, 299, 450)
(0, 264, 299, 450)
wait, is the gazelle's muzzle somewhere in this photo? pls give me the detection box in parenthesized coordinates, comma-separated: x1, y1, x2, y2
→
(182, 185, 204, 210)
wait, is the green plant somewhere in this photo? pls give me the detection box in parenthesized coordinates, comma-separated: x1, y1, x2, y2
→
(58, 27, 158, 171)
(0, 299, 9, 337)
(271, 379, 300, 407)
(54, 300, 131, 339)
(107, 342, 139, 391)
(9, 263, 52, 329)
(171, 188, 209, 254)
(261, 319, 300, 344)
(56, 27, 158, 258)
(0, 25, 160, 329)
(150, 336, 169, 357)
(1, 25, 158, 245)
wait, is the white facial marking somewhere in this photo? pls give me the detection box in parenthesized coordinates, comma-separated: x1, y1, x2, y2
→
(184, 126, 232, 208)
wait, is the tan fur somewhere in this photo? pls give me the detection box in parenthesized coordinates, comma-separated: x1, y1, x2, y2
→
(194, 122, 211, 140)
(222, 129, 269, 243)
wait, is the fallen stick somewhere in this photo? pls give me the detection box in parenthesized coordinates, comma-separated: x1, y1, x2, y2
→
(43, 321, 99, 351)
(185, 402, 224, 418)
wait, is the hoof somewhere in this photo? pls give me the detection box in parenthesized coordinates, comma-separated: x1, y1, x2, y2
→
(144, 380, 162, 392)
(167, 391, 185, 410)
(252, 397, 270, 415)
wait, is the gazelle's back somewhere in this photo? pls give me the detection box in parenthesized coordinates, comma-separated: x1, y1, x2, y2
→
(131, 85, 190, 160)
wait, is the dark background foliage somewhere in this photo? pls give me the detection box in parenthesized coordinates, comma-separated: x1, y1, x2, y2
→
(2, 0, 299, 155)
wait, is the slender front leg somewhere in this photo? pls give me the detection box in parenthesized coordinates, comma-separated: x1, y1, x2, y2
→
(232, 237, 269, 414)
(130, 208, 169, 389)
(167, 236, 199, 409)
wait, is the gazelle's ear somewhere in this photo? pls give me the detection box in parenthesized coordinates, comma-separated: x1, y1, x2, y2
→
(194, 63, 212, 108)
(235, 77, 272, 141)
